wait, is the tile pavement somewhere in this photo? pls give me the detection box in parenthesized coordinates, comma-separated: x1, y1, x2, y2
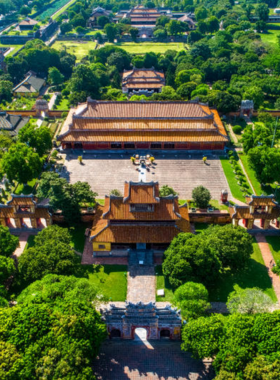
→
(127, 266, 156, 303)
(93, 340, 214, 380)
(61, 155, 232, 200)
(12, 232, 33, 257)
(255, 234, 280, 303)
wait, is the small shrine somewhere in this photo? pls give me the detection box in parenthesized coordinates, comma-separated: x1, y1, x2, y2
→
(240, 100, 254, 117)
(101, 301, 182, 340)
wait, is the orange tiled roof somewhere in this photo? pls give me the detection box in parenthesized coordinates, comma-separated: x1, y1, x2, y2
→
(7, 195, 37, 206)
(123, 181, 160, 204)
(58, 130, 228, 143)
(0, 205, 50, 219)
(90, 182, 190, 244)
(58, 100, 228, 144)
(245, 195, 277, 206)
(230, 205, 280, 220)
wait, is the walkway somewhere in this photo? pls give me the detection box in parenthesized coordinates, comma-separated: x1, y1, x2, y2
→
(93, 340, 214, 380)
(12, 232, 32, 257)
(255, 234, 280, 303)
(127, 266, 156, 303)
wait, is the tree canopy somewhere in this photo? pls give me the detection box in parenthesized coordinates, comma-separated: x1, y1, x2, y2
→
(0, 226, 18, 257)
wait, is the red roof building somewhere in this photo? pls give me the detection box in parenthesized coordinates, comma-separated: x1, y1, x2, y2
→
(90, 181, 190, 254)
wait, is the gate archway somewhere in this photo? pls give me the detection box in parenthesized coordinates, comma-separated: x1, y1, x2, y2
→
(134, 328, 147, 341)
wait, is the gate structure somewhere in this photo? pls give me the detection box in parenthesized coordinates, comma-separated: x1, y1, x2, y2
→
(101, 301, 182, 340)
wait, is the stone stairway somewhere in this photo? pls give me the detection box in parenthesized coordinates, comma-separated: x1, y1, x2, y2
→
(129, 250, 154, 266)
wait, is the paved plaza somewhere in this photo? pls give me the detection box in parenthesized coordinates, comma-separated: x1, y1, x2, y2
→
(61, 153, 232, 200)
(93, 340, 214, 380)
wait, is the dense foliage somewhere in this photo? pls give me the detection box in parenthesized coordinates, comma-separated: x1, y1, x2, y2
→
(0, 274, 107, 380)
(18, 225, 78, 282)
(0, 226, 18, 257)
(192, 185, 211, 209)
(36, 172, 97, 223)
(182, 312, 280, 379)
(163, 225, 253, 287)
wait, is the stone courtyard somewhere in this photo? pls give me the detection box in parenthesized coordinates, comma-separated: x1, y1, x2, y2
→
(93, 340, 214, 380)
(61, 153, 232, 200)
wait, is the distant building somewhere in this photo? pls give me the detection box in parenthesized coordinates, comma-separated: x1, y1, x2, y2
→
(0, 112, 29, 137)
(90, 181, 190, 254)
(177, 14, 196, 29)
(122, 68, 165, 95)
(13, 71, 45, 97)
(88, 7, 111, 28)
(18, 17, 38, 31)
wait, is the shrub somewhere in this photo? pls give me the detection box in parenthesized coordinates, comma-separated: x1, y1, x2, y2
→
(61, 112, 68, 118)
(233, 125, 242, 134)
(192, 186, 211, 209)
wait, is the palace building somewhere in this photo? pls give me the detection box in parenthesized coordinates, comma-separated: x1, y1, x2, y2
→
(57, 99, 228, 151)
(90, 181, 190, 255)
(122, 68, 165, 95)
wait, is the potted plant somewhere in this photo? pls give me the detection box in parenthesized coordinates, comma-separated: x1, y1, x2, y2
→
(202, 156, 207, 164)
(150, 156, 155, 163)
(131, 156, 136, 164)
(78, 156, 83, 164)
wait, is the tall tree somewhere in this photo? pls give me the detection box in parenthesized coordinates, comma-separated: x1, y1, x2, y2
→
(0, 226, 18, 257)
(2, 143, 42, 184)
(18, 123, 52, 157)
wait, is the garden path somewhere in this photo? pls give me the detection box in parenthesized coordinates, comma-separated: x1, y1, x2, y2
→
(12, 232, 32, 257)
(256, 234, 280, 303)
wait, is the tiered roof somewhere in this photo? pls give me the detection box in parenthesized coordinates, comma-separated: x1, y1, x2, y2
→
(229, 195, 280, 220)
(122, 68, 165, 89)
(58, 99, 228, 144)
(0, 194, 51, 220)
(90, 181, 190, 244)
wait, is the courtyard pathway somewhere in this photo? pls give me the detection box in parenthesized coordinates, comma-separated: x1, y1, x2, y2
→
(93, 340, 214, 380)
(127, 266, 156, 303)
(255, 234, 280, 303)
(12, 232, 32, 258)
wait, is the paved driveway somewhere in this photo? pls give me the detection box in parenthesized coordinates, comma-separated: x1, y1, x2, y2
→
(93, 340, 214, 380)
(61, 153, 232, 200)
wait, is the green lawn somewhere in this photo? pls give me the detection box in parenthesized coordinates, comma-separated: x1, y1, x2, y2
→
(0, 44, 24, 56)
(220, 157, 249, 202)
(55, 97, 69, 110)
(105, 42, 187, 54)
(68, 224, 87, 253)
(53, 0, 77, 20)
(261, 29, 280, 45)
(179, 199, 229, 211)
(266, 236, 280, 262)
(155, 240, 276, 303)
(23, 235, 36, 252)
(155, 265, 175, 302)
(208, 240, 277, 302)
(52, 41, 97, 61)
(83, 265, 127, 301)
(15, 179, 37, 195)
(194, 222, 211, 234)
(1, 97, 36, 110)
(238, 153, 278, 200)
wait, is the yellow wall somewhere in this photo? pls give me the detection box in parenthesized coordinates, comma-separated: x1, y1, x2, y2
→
(93, 242, 111, 251)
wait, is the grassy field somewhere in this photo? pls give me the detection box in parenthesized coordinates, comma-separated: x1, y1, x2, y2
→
(83, 265, 127, 301)
(238, 153, 278, 200)
(15, 179, 37, 195)
(0, 44, 24, 56)
(261, 29, 280, 45)
(52, 41, 97, 60)
(208, 240, 277, 302)
(155, 265, 175, 302)
(220, 157, 249, 202)
(104, 42, 187, 54)
(266, 236, 280, 262)
(155, 239, 276, 303)
(179, 199, 229, 211)
(53, 0, 77, 20)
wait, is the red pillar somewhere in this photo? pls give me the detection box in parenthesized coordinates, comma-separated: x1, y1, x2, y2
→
(260, 219, 264, 228)
(276, 220, 280, 228)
